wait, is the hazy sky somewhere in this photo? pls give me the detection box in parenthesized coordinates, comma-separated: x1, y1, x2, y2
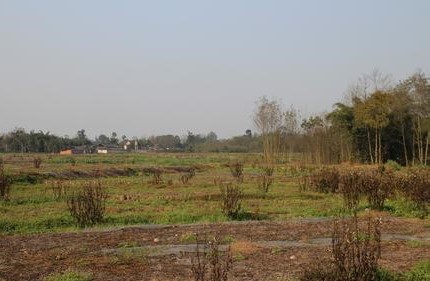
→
(1, 1, 429, 139)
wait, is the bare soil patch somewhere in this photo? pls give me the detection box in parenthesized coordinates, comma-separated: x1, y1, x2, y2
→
(0, 215, 428, 281)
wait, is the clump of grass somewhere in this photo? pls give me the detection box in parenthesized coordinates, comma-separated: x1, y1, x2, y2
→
(219, 182, 243, 219)
(191, 235, 233, 281)
(404, 259, 430, 281)
(0, 159, 11, 201)
(67, 180, 107, 228)
(43, 270, 92, 281)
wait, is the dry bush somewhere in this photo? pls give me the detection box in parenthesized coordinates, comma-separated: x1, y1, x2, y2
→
(331, 215, 381, 280)
(228, 162, 244, 183)
(301, 214, 381, 281)
(257, 166, 274, 195)
(180, 169, 196, 185)
(67, 180, 107, 228)
(143, 167, 164, 185)
(49, 180, 71, 200)
(298, 165, 319, 191)
(398, 168, 430, 218)
(338, 169, 365, 211)
(361, 166, 397, 210)
(219, 182, 243, 219)
(339, 166, 399, 211)
(307, 166, 340, 193)
(33, 157, 42, 168)
(191, 236, 232, 281)
(0, 159, 11, 201)
(298, 175, 310, 192)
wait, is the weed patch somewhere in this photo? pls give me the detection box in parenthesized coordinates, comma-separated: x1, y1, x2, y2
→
(219, 182, 243, 219)
(191, 235, 233, 281)
(67, 180, 107, 228)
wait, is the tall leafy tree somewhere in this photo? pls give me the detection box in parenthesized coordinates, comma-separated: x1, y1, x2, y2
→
(354, 91, 394, 164)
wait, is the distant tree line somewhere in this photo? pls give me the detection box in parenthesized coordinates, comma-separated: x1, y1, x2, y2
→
(0, 129, 91, 153)
(0, 128, 260, 154)
(254, 70, 429, 166)
(1, 70, 428, 165)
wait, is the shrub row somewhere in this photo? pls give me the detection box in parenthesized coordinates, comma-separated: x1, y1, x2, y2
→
(303, 166, 429, 217)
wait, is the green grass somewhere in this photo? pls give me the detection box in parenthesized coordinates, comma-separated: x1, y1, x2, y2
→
(43, 270, 92, 281)
(405, 260, 430, 281)
(0, 153, 428, 235)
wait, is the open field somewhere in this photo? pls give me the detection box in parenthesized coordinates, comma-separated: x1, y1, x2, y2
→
(0, 153, 429, 280)
(1, 216, 429, 281)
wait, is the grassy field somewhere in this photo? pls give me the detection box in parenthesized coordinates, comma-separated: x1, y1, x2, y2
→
(0, 152, 426, 235)
(0, 153, 429, 281)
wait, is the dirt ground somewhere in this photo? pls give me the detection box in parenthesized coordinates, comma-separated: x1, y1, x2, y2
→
(1, 214, 429, 281)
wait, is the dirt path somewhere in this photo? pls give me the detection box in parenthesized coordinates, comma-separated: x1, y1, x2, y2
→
(0, 215, 429, 281)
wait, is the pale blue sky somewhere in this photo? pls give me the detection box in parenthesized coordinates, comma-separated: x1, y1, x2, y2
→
(1, 1, 429, 138)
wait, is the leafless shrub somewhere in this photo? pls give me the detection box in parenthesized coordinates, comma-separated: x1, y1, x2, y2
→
(49, 180, 71, 200)
(67, 180, 107, 228)
(361, 166, 396, 210)
(143, 167, 164, 185)
(191, 235, 233, 281)
(307, 166, 340, 193)
(301, 214, 381, 281)
(228, 162, 244, 183)
(0, 159, 11, 201)
(92, 169, 102, 178)
(331, 215, 381, 281)
(219, 182, 243, 219)
(180, 169, 196, 184)
(213, 177, 228, 186)
(33, 157, 42, 168)
(398, 168, 429, 218)
(297, 165, 319, 191)
(257, 166, 274, 195)
(298, 175, 310, 192)
(338, 169, 365, 211)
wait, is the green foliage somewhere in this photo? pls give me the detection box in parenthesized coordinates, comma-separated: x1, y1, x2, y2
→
(375, 268, 402, 281)
(0, 153, 426, 235)
(385, 160, 402, 171)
